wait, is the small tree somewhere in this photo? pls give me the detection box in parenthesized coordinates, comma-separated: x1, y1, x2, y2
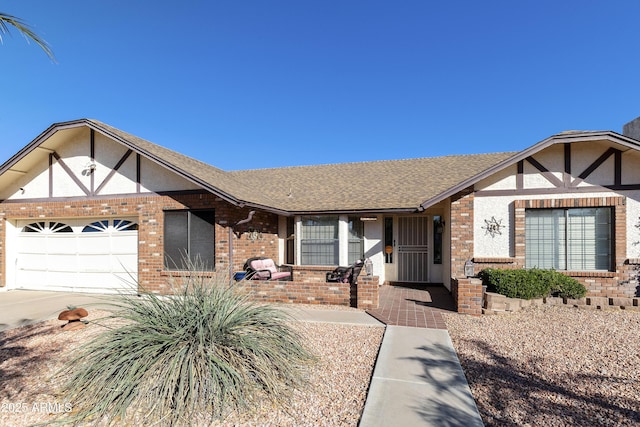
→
(0, 12, 54, 60)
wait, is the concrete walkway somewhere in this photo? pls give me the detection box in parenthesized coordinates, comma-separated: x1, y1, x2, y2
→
(0, 289, 483, 426)
(359, 326, 483, 427)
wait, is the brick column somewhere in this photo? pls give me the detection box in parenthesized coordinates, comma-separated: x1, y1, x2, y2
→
(357, 276, 379, 309)
(450, 188, 475, 279)
(452, 277, 483, 316)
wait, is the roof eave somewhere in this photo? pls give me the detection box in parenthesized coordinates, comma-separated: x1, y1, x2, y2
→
(0, 120, 89, 175)
(286, 207, 418, 216)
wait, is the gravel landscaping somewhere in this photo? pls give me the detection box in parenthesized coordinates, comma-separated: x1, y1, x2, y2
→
(0, 309, 384, 427)
(444, 305, 640, 427)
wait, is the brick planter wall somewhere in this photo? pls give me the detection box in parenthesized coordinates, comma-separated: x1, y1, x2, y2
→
(237, 280, 351, 306)
(451, 277, 483, 316)
(290, 265, 333, 282)
(236, 276, 379, 309)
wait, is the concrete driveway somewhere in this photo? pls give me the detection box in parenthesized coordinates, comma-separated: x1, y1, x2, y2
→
(0, 290, 120, 331)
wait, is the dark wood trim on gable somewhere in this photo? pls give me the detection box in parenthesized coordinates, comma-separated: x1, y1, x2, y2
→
(615, 150, 622, 186)
(564, 143, 571, 187)
(480, 144, 640, 197)
(49, 153, 53, 198)
(52, 152, 91, 196)
(136, 153, 141, 193)
(476, 183, 640, 197)
(526, 156, 564, 187)
(516, 161, 523, 189)
(572, 147, 618, 186)
(94, 149, 133, 195)
(90, 129, 95, 194)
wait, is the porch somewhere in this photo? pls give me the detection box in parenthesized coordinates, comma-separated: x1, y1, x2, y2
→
(367, 283, 456, 329)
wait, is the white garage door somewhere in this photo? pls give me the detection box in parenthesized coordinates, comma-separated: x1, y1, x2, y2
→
(15, 218, 138, 293)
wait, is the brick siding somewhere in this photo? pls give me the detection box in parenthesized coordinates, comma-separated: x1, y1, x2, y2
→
(474, 196, 637, 299)
(0, 192, 279, 294)
(237, 279, 351, 306)
(236, 275, 379, 309)
(0, 192, 380, 308)
(450, 192, 637, 314)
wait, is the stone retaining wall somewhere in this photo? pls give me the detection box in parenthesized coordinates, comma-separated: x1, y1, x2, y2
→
(483, 291, 640, 315)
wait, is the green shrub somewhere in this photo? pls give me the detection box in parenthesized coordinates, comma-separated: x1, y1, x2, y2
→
(550, 273, 588, 299)
(55, 263, 315, 426)
(479, 268, 586, 300)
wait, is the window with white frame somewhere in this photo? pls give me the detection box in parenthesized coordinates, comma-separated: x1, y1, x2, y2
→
(300, 216, 339, 265)
(525, 207, 613, 271)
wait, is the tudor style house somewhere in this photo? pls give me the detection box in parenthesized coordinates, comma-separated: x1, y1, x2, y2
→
(1, 118, 640, 313)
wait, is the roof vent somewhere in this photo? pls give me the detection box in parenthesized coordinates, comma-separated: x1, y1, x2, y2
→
(622, 117, 640, 141)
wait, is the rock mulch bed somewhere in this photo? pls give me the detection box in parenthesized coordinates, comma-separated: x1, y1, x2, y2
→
(0, 309, 383, 426)
(444, 305, 640, 426)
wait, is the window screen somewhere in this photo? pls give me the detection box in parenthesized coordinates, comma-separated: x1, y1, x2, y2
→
(348, 216, 364, 264)
(164, 210, 215, 271)
(525, 207, 612, 271)
(300, 216, 339, 265)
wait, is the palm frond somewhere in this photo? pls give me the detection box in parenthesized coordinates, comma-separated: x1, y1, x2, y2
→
(0, 12, 55, 60)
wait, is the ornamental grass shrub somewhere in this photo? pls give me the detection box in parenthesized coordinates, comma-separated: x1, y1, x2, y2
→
(53, 262, 315, 426)
(479, 268, 586, 300)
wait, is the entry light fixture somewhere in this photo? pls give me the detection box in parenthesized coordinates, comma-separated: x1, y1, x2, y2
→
(464, 260, 475, 278)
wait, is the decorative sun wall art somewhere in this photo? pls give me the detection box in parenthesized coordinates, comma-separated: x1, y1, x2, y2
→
(482, 216, 503, 238)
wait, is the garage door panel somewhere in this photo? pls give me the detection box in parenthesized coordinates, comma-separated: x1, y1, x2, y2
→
(47, 272, 79, 286)
(77, 239, 111, 254)
(47, 254, 78, 271)
(111, 234, 137, 248)
(19, 253, 48, 268)
(18, 271, 46, 285)
(18, 237, 47, 254)
(111, 255, 138, 272)
(15, 218, 138, 293)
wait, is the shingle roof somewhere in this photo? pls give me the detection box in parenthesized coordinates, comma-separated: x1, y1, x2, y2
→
(85, 120, 280, 209)
(0, 119, 532, 213)
(86, 119, 516, 213)
(230, 153, 516, 212)
(87, 120, 521, 213)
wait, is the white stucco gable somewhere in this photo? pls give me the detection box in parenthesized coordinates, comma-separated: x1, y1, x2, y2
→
(472, 134, 640, 260)
(0, 124, 203, 200)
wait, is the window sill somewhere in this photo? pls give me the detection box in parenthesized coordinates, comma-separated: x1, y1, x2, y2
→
(473, 257, 516, 264)
(561, 271, 615, 278)
(160, 270, 217, 278)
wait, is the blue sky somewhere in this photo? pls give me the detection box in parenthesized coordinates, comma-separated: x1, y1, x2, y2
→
(2, 1, 640, 170)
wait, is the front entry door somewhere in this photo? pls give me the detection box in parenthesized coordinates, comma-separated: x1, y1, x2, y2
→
(397, 216, 428, 282)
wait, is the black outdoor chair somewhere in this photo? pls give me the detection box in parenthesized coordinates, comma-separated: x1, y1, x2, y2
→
(326, 259, 365, 285)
